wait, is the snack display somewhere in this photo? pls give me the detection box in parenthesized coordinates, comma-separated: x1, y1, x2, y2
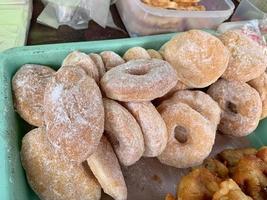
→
(44, 66, 104, 163)
(123, 47, 151, 61)
(21, 127, 101, 200)
(103, 98, 145, 166)
(101, 59, 178, 102)
(208, 79, 262, 137)
(162, 30, 230, 88)
(219, 30, 267, 82)
(100, 51, 125, 71)
(12, 64, 55, 127)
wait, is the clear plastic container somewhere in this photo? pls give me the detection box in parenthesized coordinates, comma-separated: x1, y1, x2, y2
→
(116, 0, 235, 36)
(232, 0, 267, 21)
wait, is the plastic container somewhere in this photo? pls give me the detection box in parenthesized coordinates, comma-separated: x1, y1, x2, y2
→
(116, 0, 235, 36)
(0, 33, 266, 200)
(232, 0, 267, 21)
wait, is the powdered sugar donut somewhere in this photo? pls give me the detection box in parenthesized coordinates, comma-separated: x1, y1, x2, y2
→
(21, 127, 101, 200)
(89, 53, 106, 78)
(162, 30, 230, 88)
(62, 51, 99, 82)
(146, 49, 163, 59)
(207, 79, 262, 137)
(123, 47, 151, 61)
(100, 51, 125, 70)
(44, 66, 104, 163)
(101, 59, 178, 102)
(103, 98, 144, 166)
(248, 73, 267, 119)
(124, 101, 168, 157)
(87, 136, 127, 200)
(219, 30, 267, 82)
(160, 90, 221, 130)
(157, 102, 215, 168)
(12, 64, 55, 126)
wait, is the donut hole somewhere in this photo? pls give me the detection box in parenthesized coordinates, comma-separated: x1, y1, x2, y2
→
(226, 102, 238, 114)
(174, 125, 188, 144)
(128, 68, 149, 76)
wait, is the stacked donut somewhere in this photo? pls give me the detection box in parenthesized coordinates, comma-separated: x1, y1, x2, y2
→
(12, 29, 267, 200)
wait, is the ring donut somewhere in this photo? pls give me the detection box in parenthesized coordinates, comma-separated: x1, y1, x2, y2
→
(207, 79, 262, 137)
(147, 49, 163, 60)
(124, 101, 168, 157)
(89, 53, 106, 78)
(103, 98, 144, 166)
(101, 59, 178, 102)
(12, 64, 55, 126)
(157, 102, 215, 168)
(100, 51, 125, 70)
(44, 66, 104, 163)
(123, 47, 151, 61)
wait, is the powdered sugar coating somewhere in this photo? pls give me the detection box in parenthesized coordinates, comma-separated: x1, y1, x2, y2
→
(124, 101, 168, 157)
(12, 64, 55, 126)
(208, 79, 262, 137)
(101, 59, 178, 102)
(44, 66, 104, 163)
(248, 73, 267, 119)
(147, 49, 163, 60)
(62, 51, 99, 83)
(219, 30, 267, 82)
(87, 136, 127, 200)
(89, 53, 106, 78)
(21, 127, 101, 200)
(159, 90, 221, 131)
(103, 98, 144, 166)
(157, 102, 215, 168)
(123, 47, 151, 61)
(100, 51, 125, 70)
(163, 30, 230, 88)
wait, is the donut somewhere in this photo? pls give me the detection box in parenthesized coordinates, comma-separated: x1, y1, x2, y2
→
(248, 73, 267, 119)
(124, 101, 168, 157)
(101, 59, 178, 102)
(44, 66, 104, 163)
(100, 51, 125, 70)
(87, 136, 127, 200)
(162, 30, 230, 88)
(123, 47, 151, 61)
(160, 90, 221, 130)
(219, 30, 267, 82)
(103, 98, 144, 166)
(157, 102, 215, 168)
(62, 51, 99, 82)
(89, 53, 106, 78)
(12, 64, 55, 126)
(207, 79, 262, 137)
(146, 49, 163, 59)
(21, 127, 101, 200)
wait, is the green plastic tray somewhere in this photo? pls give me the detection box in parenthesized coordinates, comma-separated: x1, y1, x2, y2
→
(0, 33, 267, 200)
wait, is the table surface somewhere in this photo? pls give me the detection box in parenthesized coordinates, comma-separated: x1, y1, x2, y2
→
(27, 0, 239, 45)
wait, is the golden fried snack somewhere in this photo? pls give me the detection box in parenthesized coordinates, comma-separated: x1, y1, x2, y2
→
(165, 193, 176, 200)
(163, 30, 230, 88)
(87, 136, 127, 200)
(256, 147, 267, 162)
(146, 49, 163, 59)
(232, 155, 267, 200)
(44, 66, 104, 163)
(213, 179, 253, 200)
(21, 127, 101, 200)
(62, 51, 99, 83)
(177, 168, 221, 200)
(202, 158, 229, 179)
(89, 53, 106, 78)
(248, 73, 267, 119)
(123, 47, 151, 61)
(100, 51, 125, 70)
(208, 79, 262, 137)
(101, 59, 178, 102)
(12, 64, 55, 126)
(219, 30, 267, 82)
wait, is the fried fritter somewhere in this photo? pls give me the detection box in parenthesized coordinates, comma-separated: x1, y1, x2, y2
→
(165, 193, 176, 200)
(256, 147, 267, 162)
(177, 168, 221, 200)
(202, 158, 229, 179)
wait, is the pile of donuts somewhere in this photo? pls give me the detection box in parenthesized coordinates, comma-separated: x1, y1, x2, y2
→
(12, 29, 267, 200)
